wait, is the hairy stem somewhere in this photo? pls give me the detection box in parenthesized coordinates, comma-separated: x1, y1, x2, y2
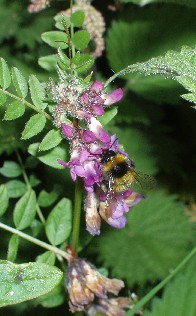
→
(126, 246, 196, 316)
(0, 88, 52, 120)
(71, 177, 83, 255)
(0, 222, 70, 261)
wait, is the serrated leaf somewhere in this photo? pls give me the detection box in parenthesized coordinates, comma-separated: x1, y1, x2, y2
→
(38, 185, 61, 207)
(39, 129, 63, 151)
(95, 191, 193, 286)
(0, 58, 11, 89)
(72, 30, 90, 50)
(45, 198, 72, 246)
(0, 184, 9, 217)
(4, 100, 25, 120)
(143, 254, 196, 316)
(7, 235, 19, 262)
(0, 90, 7, 105)
(0, 161, 22, 178)
(28, 143, 67, 169)
(13, 190, 37, 230)
(0, 260, 63, 307)
(41, 31, 68, 49)
(11, 67, 28, 98)
(99, 107, 118, 125)
(6, 180, 26, 198)
(71, 10, 85, 27)
(73, 53, 94, 73)
(21, 114, 46, 140)
(36, 251, 56, 266)
(38, 55, 57, 71)
(29, 75, 47, 110)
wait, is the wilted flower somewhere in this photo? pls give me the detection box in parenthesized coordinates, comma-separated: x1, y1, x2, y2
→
(66, 257, 131, 315)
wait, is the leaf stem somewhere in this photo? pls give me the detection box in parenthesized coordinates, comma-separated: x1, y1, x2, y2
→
(0, 88, 52, 121)
(0, 221, 70, 261)
(126, 246, 196, 316)
(71, 177, 83, 255)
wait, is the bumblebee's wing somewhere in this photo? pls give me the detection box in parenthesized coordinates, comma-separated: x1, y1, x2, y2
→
(131, 171, 156, 192)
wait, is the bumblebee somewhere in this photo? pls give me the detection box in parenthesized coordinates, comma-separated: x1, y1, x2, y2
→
(100, 149, 155, 194)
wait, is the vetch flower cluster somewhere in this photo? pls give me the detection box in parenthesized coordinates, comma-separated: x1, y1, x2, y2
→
(66, 256, 132, 315)
(54, 78, 144, 235)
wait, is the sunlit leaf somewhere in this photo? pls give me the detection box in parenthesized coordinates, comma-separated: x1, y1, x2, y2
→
(0, 161, 22, 178)
(7, 235, 19, 262)
(11, 67, 28, 98)
(0, 184, 9, 217)
(4, 100, 25, 120)
(39, 129, 63, 151)
(0, 58, 11, 89)
(21, 114, 46, 140)
(41, 31, 68, 49)
(29, 75, 47, 110)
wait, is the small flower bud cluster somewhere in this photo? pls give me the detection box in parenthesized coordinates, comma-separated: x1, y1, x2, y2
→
(28, 0, 50, 13)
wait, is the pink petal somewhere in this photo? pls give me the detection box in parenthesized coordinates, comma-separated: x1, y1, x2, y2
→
(61, 124, 73, 138)
(103, 88, 124, 106)
(91, 80, 104, 92)
(83, 130, 97, 142)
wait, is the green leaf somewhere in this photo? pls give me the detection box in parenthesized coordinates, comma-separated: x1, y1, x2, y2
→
(0, 58, 11, 89)
(11, 67, 28, 98)
(35, 285, 64, 308)
(143, 254, 196, 316)
(28, 143, 68, 169)
(29, 75, 47, 110)
(41, 31, 68, 49)
(54, 14, 71, 30)
(36, 251, 56, 266)
(29, 174, 41, 188)
(45, 198, 72, 246)
(6, 180, 26, 198)
(21, 114, 46, 140)
(0, 90, 7, 105)
(125, 0, 196, 8)
(39, 129, 63, 151)
(95, 191, 193, 286)
(0, 185, 9, 217)
(13, 190, 37, 230)
(99, 107, 118, 125)
(0, 161, 22, 178)
(38, 185, 61, 207)
(73, 53, 94, 73)
(57, 48, 70, 71)
(4, 100, 25, 120)
(38, 55, 57, 71)
(72, 30, 90, 50)
(0, 260, 63, 307)
(7, 235, 19, 262)
(71, 10, 85, 27)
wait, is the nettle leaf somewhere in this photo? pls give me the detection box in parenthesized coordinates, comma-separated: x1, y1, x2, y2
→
(54, 14, 71, 30)
(0, 90, 7, 106)
(0, 260, 63, 307)
(95, 191, 193, 286)
(4, 100, 25, 120)
(21, 114, 46, 140)
(41, 31, 68, 49)
(5, 180, 26, 198)
(28, 142, 67, 169)
(38, 55, 57, 71)
(29, 75, 47, 110)
(7, 235, 19, 262)
(45, 198, 72, 246)
(13, 190, 37, 230)
(72, 30, 90, 50)
(71, 10, 85, 27)
(0, 184, 9, 217)
(0, 161, 22, 178)
(39, 129, 63, 151)
(143, 254, 196, 316)
(11, 67, 28, 98)
(0, 58, 11, 89)
(38, 185, 61, 207)
(36, 251, 56, 266)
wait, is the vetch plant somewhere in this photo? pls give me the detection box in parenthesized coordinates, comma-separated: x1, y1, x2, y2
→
(0, 1, 196, 316)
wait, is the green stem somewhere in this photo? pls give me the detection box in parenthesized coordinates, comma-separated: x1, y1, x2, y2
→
(0, 222, 70, 261)
(36, 204, 46, 224)
(0, 88, 52, 121)
(126, 246, 196, 316)
(71, 177, 83, 255)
